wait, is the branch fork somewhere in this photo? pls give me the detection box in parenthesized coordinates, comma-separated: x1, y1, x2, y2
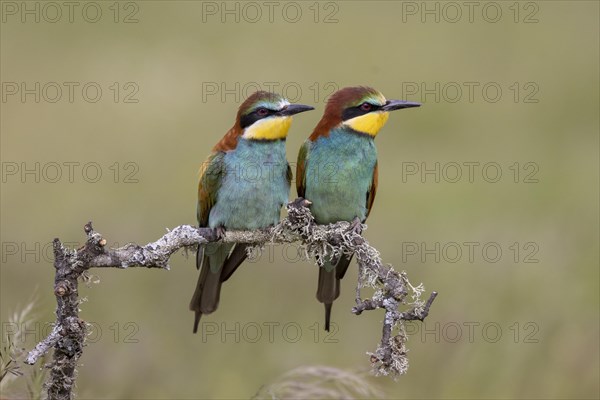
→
(25, 198, 437, 399)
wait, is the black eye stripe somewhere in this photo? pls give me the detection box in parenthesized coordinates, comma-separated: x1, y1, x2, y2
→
(240, 108, 278, 129)
(341, 102, 382, 121)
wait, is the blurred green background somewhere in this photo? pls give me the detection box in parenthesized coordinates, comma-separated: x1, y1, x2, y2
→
(1, 1, 598, 399)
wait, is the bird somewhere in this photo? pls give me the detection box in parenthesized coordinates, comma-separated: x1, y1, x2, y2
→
(296, 86, 420, 331)
(190, 91, 314, 333)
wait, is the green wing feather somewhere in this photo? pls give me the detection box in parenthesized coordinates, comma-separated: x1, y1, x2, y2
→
(197, 152, 225, 227)
(296, 140, 311, 198)
(286, 163, 293, 188)
(365, 161, 378, 219)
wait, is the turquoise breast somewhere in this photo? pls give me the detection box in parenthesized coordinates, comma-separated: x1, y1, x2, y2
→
(209, 139, 290, 230)
(304, 129, 377, 224)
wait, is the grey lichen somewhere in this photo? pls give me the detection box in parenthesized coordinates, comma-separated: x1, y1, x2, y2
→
(26, 198, 437, 399)
(280, 200, 438, 377)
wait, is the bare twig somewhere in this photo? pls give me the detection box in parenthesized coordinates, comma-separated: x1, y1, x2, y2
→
(24, 325, 60, 366)
(26, 198, 437, 399)
(401, 291, 439, 321)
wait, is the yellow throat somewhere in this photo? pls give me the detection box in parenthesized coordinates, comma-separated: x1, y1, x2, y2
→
(343, 111, 390, 137)
(243, 116, 292, 140)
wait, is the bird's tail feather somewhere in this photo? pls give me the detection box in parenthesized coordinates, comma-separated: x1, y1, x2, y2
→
(323, 303, 333, 332)
(220, 244, 249, 282)
(190, 243, 247, 333)
(336, 254, 354, 280)
(316, 254, 353, 331)
(317, 263, 340, 332)
(190, 244, 229, 333)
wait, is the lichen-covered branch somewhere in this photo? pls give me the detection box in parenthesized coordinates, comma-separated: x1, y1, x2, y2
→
(25, 198, 437, 399)
(24, 325, 60, 366)
(278, 198, 439, 377)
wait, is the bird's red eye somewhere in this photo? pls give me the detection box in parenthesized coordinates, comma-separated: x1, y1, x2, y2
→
(257, 108, 269, 116)
(360, 102, 372, 111)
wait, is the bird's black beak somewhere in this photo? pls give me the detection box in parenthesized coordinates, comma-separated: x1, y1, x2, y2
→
(278, 104, 314, 116)
(382, 100, 421, 111)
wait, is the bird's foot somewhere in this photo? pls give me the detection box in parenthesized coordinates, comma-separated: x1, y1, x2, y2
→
(291, 197, 312, 209)
(348, 217, 364, 235)
(214, 226, 226, 240)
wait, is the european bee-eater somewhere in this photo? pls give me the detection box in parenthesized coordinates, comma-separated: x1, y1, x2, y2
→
(296, 86, 420, 330)
(191, 91, 313, 333)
